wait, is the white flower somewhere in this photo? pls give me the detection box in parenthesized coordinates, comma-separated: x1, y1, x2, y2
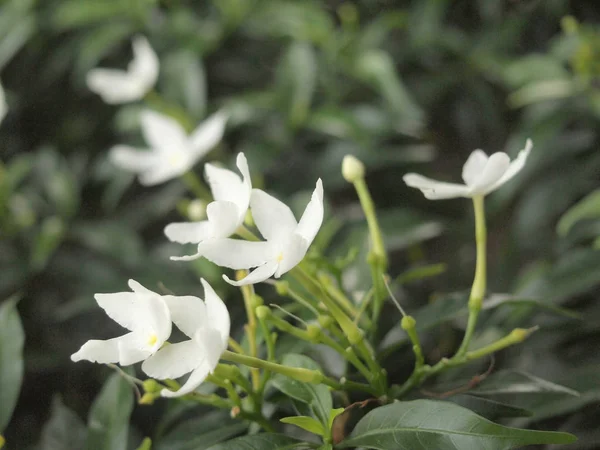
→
(87, 36, 158, 104)
(71, 280, 171, 366)
(165, 153, 251, 248)
(109, 109, 228, 186)
(190, 179, 324, 286)
(0, 81, 7, 124)
(141, 279, 230, 398)
(403, 139, 533, 200)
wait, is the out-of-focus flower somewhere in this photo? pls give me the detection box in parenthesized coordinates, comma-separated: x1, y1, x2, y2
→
(191, 179, 324, 286)
(109, 110, 228, 186)
(403, 139, 533, 200)
(0, 81, 7, 124)
(142, 279, 230, 398)
(166, 153, 251, 249)
(71, 280, 171, 366)
(87, 36, 158, 104)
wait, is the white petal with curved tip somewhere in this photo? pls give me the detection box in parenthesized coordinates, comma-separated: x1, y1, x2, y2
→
(468, 152, 510, 195)
(129, 36, 159, 89)
(403, 173, 470, 200)
(484, 139, 533, 194)
(143, 295, 172, 345)
(223, 260, 279, 286)
(162, 295, 207, 338)
(86, 69, 144, 104)
(201, 279, 230, 347)
(118, 336, 153, 366)
(250, 189, 298, 242)
(164, 221, 213, 244)
(206, 201, 242, 238)
(196, 238, 274, 269)
(204, 164, 245, 205)
(462, 150, 488, 186)
(195, 328, 225, 371)
(140, 110, 188, 152)
(275, 234, 309, 277)
(161, 362, 212, 398)
(127, 279, 156, 296)
(141, 340, 204, 380)
(109, 145, 158, 173)
(189, 111, 228, 158)
(295, 179, 324, 245)
(71, 333, 147, 365)
(94, 292, 148, 331)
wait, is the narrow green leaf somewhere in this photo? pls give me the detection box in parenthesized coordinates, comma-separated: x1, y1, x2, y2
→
(557, 189, 600, 236)
(206, 433, 309, 450)
(281, 416, 325, 436)
(270, 354, 332, 425)
(469, 370, 579, 397)
(39, 396, 86, 450)
(0, 296, 24, 432)
(85, 372, 134, 450)
(337, 400, 576, 449)
(448, 395, 532, 420)
(327, 408, 345, 432)
(135, 437, 152, 450)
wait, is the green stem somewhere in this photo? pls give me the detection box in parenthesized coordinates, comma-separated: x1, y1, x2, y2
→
(235, 225, 260, 241)
(239, 278, 260, 390)
(456, 195, 487, 356)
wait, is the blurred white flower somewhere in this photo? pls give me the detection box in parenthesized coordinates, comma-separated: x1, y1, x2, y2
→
(166, 153, 251, 251)
(71, 280, 171, 366)
(109, 109, 228, 186)
(191, 179, 324, 286)
(87, 36, 158, 104)
(403, 139, 533, 200)
(142, 279, 230, 398)
(0, 81, 7, 124)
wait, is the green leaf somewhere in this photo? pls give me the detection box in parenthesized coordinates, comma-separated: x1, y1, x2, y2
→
(85, 372, 134, 450)
(156, 411, 247, 450)
(281, 416, 325, 436)
(206, 433, 309, 450)
(557, 189, 600, 236)
(51, 0, 133, 31)
(270, 354, 332, 425)
(327, 408, 345, 432)
(135, 437, 152, 450)
(448, 395, 532, 420)
(337, 400, 576, 449)
(469, 370, 580, 397)
(39, 396, 86, 450)
(0, 296, 24, 432)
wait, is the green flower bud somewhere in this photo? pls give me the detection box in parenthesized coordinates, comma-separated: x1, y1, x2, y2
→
(255, 305, 271, 320)
(275, 280, 290, 296)
(142, 379, 162, 394)
(342, 155, 365, 183)
(317, 315, 334, 329)
(306, 324, 321, 341)
(400, 315, 416, 331)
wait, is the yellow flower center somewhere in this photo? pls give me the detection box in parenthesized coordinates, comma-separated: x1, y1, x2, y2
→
(168, 152, 184, 167)
(276, 252, 284, 262)
(147, 333, 158, 346)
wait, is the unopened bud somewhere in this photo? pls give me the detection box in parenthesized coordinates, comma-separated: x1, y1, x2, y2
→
(139, 393, 156, 405)
(317, 315, 334, 329)
(187, 199, 206, 220)
(275, 280, 290, 296)
(255, 305, 271, 320)
(400, 315, 416, 331)
(142, 379, 162, 394)
(306, 324, 321, 341)
(342, 155, 365, 183)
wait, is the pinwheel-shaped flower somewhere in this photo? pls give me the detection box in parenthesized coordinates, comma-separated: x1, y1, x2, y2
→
(0, 81, 7, 124)
(403, 139, 532, 200)
(142, 279, 230, 398)
(87, 36, 158, 104)
(110, 110, 227, 186)
(71, 280, 171, 366)
(165, 153, 251, 249)
(191, 179, 324, 286)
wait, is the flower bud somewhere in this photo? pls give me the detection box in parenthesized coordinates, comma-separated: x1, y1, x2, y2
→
(139, 393, 156, 405)
(306, 324, 321, 342)
(251, 294, 264, 309)
(275, 280, 290, 296)
(342, 155, 365, 183)
(317, 315, 334, 329)
(255, 305, 271, 320)
(400, 315, 416, 331)
(187, 199, 206, 220)
(142, 379, 162, 394)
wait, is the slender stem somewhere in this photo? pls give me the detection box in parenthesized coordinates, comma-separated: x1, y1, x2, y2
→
(456, 195, 487, 356)
(239, 276, 260, 390)
(235, 225, 260, 241)
(284, 284, 322, 316)
(228, 337, 246, 354)
(187, 392, 232, 409)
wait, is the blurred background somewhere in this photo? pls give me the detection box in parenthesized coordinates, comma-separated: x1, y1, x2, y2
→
(1, 0, 600, 449)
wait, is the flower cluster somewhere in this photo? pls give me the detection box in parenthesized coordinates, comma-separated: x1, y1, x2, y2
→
(72, 37, 324, 397)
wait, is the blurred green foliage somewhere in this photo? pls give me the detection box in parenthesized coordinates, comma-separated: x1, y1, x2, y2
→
(1, 0, 600, 448)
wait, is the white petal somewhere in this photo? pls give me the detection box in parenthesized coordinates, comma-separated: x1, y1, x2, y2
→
(141, 340, 204, 380)
(467, 152, 510, 195)
(195, 328, 225, 371)
(140, 110, 188, 151)
(295, 179, 324, 245)
(275, 234, 309, 277)
(484, 139, 533, 194)
(71, 333, 148, 365)
(94, 291, 148, 331)
(204, 162, 246, 206)
(403, 173, 470, 200)
(189, 111, 228, 159)
(118, 335, 154, 366)
(160, 362, 212, 398)
(128, 279, 156, 296)
(164, 221, 213, 244)
(109, 145, 158, 173)
(162, 295, 207, 338)
(223, 260, 279, 286)
(138, 164, 186, 186)
(201, 279, 230, 347)
(0, 82, 7, 124)
(462, 150, 488, 186)
(196, 238, 274, 269)
(129, 36, 159, 90)
(250, 189, 297, 242)
(206, 201, 242, 238)
(86, 69, 144, 104)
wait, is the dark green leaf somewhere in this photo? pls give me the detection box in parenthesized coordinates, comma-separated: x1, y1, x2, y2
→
(337, 400, 576, 449)
(85, 372, 134, 450)
(206, 433, 310, 450)
(448, 395, 532, 420)
(557, 189, 600, 236)
(0, 296, 24, 432)
(469, 370, 579, 397)
(39, 396, 86, 450)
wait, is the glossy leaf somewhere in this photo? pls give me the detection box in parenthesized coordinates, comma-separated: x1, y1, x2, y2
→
(206, 433, 309, 450)
(0, 297, 24, 432)
(448, 395, 532, 420)
(85, 372, 134, 450)
(469, 370, 579, 397)
(338, 400, 576, 449)
(280, 416, 325, 436)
